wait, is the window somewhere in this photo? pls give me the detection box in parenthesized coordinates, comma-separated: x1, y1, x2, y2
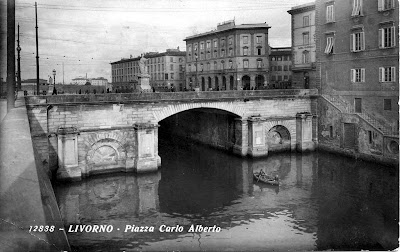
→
(271, 75, 276, 81)
(278, 66, 282, 71)
(165, 73, 168, 80)
(206, 41, 210, 49)
(303, 32, 309, 45)
(384, 99, 392, 110)
(303, 16, 309, 27)
(325, 36, 334, 54)
(284, 65, 288, 71)
(352, 0, 363, 16)
(214, 50, 218, 58)
(229, 37, 233, 45)
(207, 62, 210, 70)
(221, 49, 225, 57)
(368, 130, 372, 144)
(378, 0, 395, 11)
(229, 60, 233, 69)
(188, 64, 191, 72)
(170, 64, 173, 71)
(277, 56, 282, 61)
(379, 26, 396, 48)
(379, 67, 396, 82)
(170, 73, 174, 79)
(326, 5, 335, 23)
(214, 40, 218, 48)
(278, 75, 282, 81)
(256, 36, 262, 43)
(194, 44, 198, 51)
(302, 51, 310, 64)
(243, 47, 248, 56)
(214, 61, 217, 70)
(221, 61, 224, 70)
(351, 68, 365, 83)
(243, 60, 249, 69)
(257, 47, 262, 55)
(243, 36, 249, 44)
(350, 30, 365, 52)
(221, 39, 225, 46)
(200, 42, 204, 50)
(229, 48, 233, 56)
(257, 59, 262, 68)
(271, 57, 276, 61)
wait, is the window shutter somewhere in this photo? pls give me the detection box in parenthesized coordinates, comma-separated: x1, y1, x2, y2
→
(379, 67, 383, 82)
(361, 68, 365, 82)
(361, 32, 365, 50)
(378, 0, 383, 11)
(352, 0, 357, 16)
(391, 26, 396, 47)
(391, 67, 396, 82)
(350, 34, 354, 52)
(351, 69, 355, 82)
(379, 28, 383, 48)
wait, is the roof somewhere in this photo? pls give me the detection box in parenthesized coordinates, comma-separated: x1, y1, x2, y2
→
(287, 2, 315, 14)
(110, 50, 186, 65)
(184, 23, 271, 41)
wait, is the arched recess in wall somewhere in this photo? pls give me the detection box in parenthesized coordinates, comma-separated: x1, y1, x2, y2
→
(266, 125, 292, 152)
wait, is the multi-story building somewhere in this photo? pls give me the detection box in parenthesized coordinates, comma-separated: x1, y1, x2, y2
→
(71, 77, 89, 85)
(184, 20, 270, 91)
(288, 2, 316, 89)
(90, 77, 108, 86)
(315, 0, 399, 158)
(316, 0, 398, 128)
(110, 48, 186, 91)
(269, 47, 292, 88)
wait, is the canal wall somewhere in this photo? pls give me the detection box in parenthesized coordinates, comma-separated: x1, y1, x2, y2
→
(0, 97, 70, 251)
(318, 97, 398, 166)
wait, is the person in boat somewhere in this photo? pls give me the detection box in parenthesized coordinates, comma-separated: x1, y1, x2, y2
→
(259, 169, 266, 176)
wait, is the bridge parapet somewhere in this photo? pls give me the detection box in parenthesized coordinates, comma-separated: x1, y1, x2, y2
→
(25, 89, 318, 105)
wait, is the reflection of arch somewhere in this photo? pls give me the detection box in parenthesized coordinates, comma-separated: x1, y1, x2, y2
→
(255, 75, 264, 89)
(242, 75, 250, 90)
(153, 102, 245, 122)
(387, 140, 399, 154)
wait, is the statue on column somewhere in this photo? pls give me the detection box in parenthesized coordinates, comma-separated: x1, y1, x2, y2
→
(139, 55, 148, 75)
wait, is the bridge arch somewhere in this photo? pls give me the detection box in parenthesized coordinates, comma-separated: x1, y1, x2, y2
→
(153, 102, 246, 122)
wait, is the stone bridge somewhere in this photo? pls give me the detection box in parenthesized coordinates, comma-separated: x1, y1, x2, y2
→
(25, 89, 318, 180)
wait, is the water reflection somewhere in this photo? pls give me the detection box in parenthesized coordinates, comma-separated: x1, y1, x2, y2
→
(55, 138, 398, 251)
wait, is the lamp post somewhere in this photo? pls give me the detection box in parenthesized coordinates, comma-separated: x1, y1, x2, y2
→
(52, 69, 56, 95)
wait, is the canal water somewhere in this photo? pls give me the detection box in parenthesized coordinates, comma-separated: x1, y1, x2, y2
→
(54, 137, 399, 251)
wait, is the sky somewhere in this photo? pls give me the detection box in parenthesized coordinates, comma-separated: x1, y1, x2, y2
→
(1, 0, 313, 84)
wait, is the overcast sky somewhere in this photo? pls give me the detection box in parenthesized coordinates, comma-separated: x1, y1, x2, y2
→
(1, 0, 312, 84)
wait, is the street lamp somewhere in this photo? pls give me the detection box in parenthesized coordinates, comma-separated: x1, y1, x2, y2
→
(195, 53, 198, 91)
(52, 69, 57, 95)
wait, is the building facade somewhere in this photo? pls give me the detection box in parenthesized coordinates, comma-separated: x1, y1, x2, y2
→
(90, 77, 108, 86)
(288, 3, 316, 89)
(315, 0, 399, 160)
(184, 21, 270, 91)
(110, 49, 186, 91)
(316, 0, 399, 128)
(72, 77, 88, 85)
(269, 47, 292, 89)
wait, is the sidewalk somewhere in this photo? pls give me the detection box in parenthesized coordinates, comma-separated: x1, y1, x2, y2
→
(0, 95, 70, 251)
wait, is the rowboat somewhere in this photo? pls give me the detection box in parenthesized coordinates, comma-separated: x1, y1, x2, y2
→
(253, 171, 279, 186)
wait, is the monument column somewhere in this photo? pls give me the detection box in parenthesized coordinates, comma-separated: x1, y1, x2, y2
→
(296, 112, 316, 152)
(133, 123, 159, 173)
(56, 127, 81, 181)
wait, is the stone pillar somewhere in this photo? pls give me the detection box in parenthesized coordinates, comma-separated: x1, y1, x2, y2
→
(56, 127, 81, 181)
(233, 119, 248, 156)
(296, 112, 315, 152)
(247, 117, 269, 157)
(133, 123, 159, 173)
(138, 73, 151, 92)
(250, 75, 256, 89)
